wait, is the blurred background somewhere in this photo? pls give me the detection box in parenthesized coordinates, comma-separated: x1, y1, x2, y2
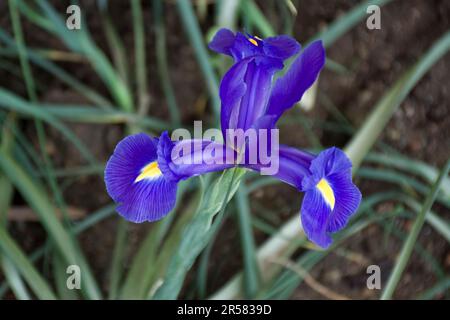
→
(0, 0, 449, 300)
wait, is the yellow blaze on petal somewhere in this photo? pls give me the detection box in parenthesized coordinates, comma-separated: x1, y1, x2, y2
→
(316, 178, 335, 210)
(248, 38, 258, 46)
(135, 161, 162, 182)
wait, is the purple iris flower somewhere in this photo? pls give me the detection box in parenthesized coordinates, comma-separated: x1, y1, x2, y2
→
(104, 29, 361, 248)
(210, 29, 361, 247)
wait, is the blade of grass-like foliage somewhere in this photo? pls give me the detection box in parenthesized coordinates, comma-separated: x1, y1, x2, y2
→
(0, 151, 102, 299)
(215, 207, 379, 299)
(309, 0, 392, 48)
(36, 164, 103, 178)
(53, 253, 79, 300)
(108, 219, 128, 300)
(16, 0, 54, 31)
(7, 120, 45, 174)
(0, 88, 97, 165)
(0, 168, 29, 300)
(262, 205, 442, 299)
(357, 167, 449, 209)
(240, 0, 275, 37)
(0, 227, 56, 299)
(347, 30, 450, 170)
(417, 278, 450, 300)
(247, 167, 450, 242)
(1, 257, 31, 300)
(154, 0, 181, 126)
(365, 152, 450, 197)
(259, 194, 420, 299)
(235, 184, 260, 298)
(0, 80, 33, 302)
(0, 203, 117, 298)
(132, 0, 149, 115)
(422, 208, 450, 243)
(196, 219, 218, 299)
(324, 58, 350, 75)
(0, 115, 14, 221)
(295, 0, 393, 111)
(381, 159, 450, 300)
(153, 168, 246, 299)
(35, 0, 133, 111)
(211, 29, 450, 299)
(0, 30, 111, 107)
(39, 104, 172, 131)
(376, 217, 447, 282)
(9, 0, 36, 103)
(176, 0, 220, 119)
(98, 3, 130, 88)
(10, 0, 74, 239)
(216, 0, 239, 29)
(120, 180, 191, 299)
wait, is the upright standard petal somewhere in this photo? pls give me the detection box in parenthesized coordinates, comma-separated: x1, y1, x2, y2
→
(209, 29, 260, 61)
(266, 40, 325, 121)
(208, 28, 236, 56)
(300, 147, 361, 248)
(104, 133, 178, 223)
(209, 28, 300, 63)
(263, 35, 301, 61)
(219, 56, 283, 146)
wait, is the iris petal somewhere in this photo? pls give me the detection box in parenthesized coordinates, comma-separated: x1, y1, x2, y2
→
(235, 59, 275, 131)
(116, 177, 177, 223)
(326, 170, 362, 233)
(159, 132, 236, 181)
(300, 188, 333, 248)
(263, 35, 301, 60)
(219, 57, 252, 134)
(209, 28, 300, 63)
(243, 144, 314, 189)
(208, 28, 235, 56)
(266, 40, 325, 121)
(299, 147, 361, 248)
(104, 133, 177, 223)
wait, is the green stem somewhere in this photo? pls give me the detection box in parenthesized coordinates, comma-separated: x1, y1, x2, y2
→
(235, 184, 260, 298)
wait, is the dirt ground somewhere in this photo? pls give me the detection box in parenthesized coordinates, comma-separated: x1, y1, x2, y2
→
(0, 0, 449, 299)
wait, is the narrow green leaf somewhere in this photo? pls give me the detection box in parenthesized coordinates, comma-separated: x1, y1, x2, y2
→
(381, 159, 450, 299)
(240, 0, 276, 37)
(132, 0, 148, 115)
(0, 151, 102, 299)
(0, 29, 111, 107)
(36, 1, 133, 111)
(347, 30, 450, 170)
(154, 168, 246, 299)
(235, 184, 260, 298)
(310, 0, 392, 48)
(0, 88, 98, 165)
(1, 257, 31, 300)
(176, 0, 220, 119)
(0, 227, 56, 299)
(154, 0, 181, 126)
(108, 219, 128, 300)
